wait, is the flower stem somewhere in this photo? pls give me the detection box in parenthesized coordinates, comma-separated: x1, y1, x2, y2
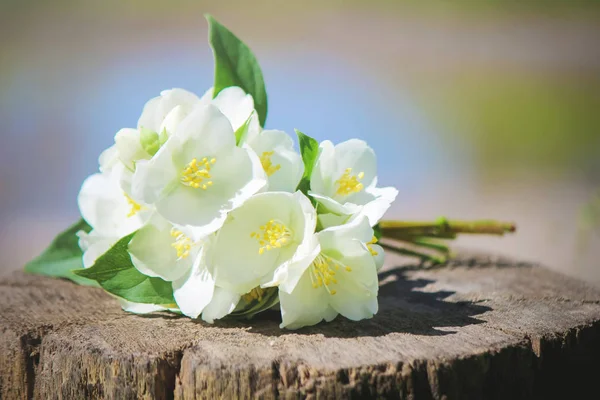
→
(380, 217, 516, 238)
(378, 217, 516, 265)
(379, 243, 447, 264)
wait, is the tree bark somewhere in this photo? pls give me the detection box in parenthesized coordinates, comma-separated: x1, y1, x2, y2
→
(1, 252, 599, 399)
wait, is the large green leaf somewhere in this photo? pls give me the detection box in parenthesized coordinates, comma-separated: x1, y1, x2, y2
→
(25, 219, 98, 286)
(74, 233, 175, 304)
(206, 14, 268, 127)
(295, 129, 320, 195)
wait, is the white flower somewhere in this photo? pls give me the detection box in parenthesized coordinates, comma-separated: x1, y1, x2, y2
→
(76, 163, 146, 265)
(126, 215, 241, 321)
(115, 88, 202, 171)
(210, 191, 319, 295)
(114, 86, 256, 172)
(78, 163, 149, 239)
(241, 119, 304, 192)
(132, 103, 267, 235)
(276, 216, 379, 330)
(127, 214, 199, 282)
(309, 139, 398, 228)
(76, 165, 174, 313)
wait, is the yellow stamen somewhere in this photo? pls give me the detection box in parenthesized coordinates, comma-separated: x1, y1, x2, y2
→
(181, 157, 216, 189)
(124, 193, 144, 217)
(367, 236, 378, 256)
(250, 219, 292, 255)
(310, 254, 351, 295)
(242, 287, 266, 303)
(335, 168, 365, 196)
(170, 228, 193, 259)
(259, 151, 281, 177)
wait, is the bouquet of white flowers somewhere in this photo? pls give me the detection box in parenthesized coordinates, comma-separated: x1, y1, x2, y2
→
(25, 15, 515, 329)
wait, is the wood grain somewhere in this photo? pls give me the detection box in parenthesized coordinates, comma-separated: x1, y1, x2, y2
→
(1, 252, 599, 399)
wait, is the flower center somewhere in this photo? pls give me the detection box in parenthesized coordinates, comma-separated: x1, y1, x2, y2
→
(367, 236, 379, 256)
(124, 193, 144, 217)
(181, 157, 216, 189)
(170, 228, 193, 260)
(310, 254, 352, 295)
(259, 151, 281, 177)
(242, 286, 266, 303)
(335, 168, 365, 196)
(250, 219, 292, 255)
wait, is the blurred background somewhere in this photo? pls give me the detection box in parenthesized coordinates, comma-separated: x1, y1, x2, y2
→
(1, 1, 599, 283)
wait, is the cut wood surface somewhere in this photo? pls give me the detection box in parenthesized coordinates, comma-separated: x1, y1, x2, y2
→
(1, 252, 600, 399)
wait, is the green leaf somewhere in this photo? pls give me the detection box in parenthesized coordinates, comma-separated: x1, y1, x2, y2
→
(295, 129, 320, 195)
(230, 287, 279, 320)
(373, 224, 382, 242)
(74, 233, 175, 304)
(25, 219, 98, 286)
(234, 111, 255, 145)
(206, 14, 268, 127)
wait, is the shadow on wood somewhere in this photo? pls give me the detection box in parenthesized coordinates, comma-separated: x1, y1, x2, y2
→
(238, 266, 492, 338)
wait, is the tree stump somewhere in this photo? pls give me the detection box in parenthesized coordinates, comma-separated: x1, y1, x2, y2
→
(1, 252, 599, 400)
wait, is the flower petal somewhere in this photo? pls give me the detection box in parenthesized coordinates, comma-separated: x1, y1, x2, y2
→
(327, 245, 379, 321)
(172, 251, 216, 318)
(310, 140, 335, 196)
(138, 88, 200, 132)
(128, 215, 194, 282)
(249, 130, 304, 192)
(78, 166, 143, 237)
(212, 86, 255, 131)
(199, 87, 214, 103)
(77, 230, 115, 268)
(201, 287, 241, 323)
(309, 192, 351, 216)
(318, 215, 374, 249)
(98, 145, 119, 173)
(137, 95, 162, 132)
(335, 139, 377, 181)
(279, 270, 331, 330)
(159, 105, 189, 136)
(171, 103, 236, 163)
(155, 146, 265, 235)
(131, 144, 178, 205)
(264, 234, 320, 294)
(212, 191, 313, 294)
(155, 185, 228, 236)
(311, 139, 380, 204)
(263, 191, 319, 293)
(115, 128, 148, 170)
(317, 213, 349, 230)
(120, 300, 177, 314)
(370, 243, 385, 271)
(358, 185, 398, 226)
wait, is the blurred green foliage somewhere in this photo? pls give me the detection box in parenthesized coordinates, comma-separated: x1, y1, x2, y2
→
(421, 75, 600, 176)
(3, 0, 600, 15)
